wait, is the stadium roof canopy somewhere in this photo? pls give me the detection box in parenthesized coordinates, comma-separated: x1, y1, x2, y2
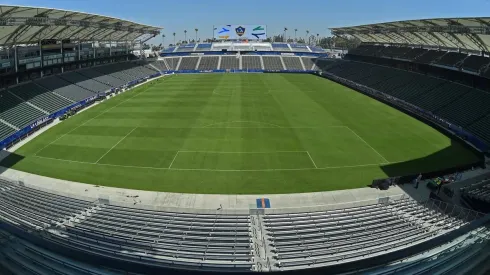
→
(330, 17, 490, 52)
(0, 5, 162, 45)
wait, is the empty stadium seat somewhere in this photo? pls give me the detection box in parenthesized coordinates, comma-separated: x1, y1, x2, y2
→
(289, 44, 310, 52)
(176, 44, 196, 52)
(220, 56, 240, 70)
(271, 43, 290, 51)
(8, 83, 72, 113)
(197, 56, 219, 70)
(462, 55, 490, 72)
(302, 57, 319, 70)
(165, 57, 181, 70)
(0, 178, 254, 271)
(0, 122, 16, 142)
(36, 76, 96, 102)
(0, 90, 47, 129)
(178, 57, 199, 70)
(149, 60, 169, 71)
(435, 88, 490, 127)
(77, 68, 126, 87)
(282, 56, 304, 70)
(242, 56, 262, 70)
(434, 52, 467, 67)
(414, 50, 447, 64)
(262, 56, 284, 70)
(401, 48, 429, 60)
(196, 43, 212, 51)
(59, 72, 112, 93)
(266, 198, 481, 270)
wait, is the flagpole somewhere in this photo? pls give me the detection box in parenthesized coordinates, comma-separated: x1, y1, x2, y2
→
(212, 25, 214, 42)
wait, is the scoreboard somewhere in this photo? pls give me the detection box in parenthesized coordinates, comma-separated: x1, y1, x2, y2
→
(214, 25, 267, 40)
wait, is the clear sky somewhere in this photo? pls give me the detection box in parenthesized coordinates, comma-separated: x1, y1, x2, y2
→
(4, 0, 490, 45)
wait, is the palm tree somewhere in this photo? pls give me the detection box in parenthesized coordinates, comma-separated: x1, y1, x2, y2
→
(294, 29, 298, 42)
(172, 32, 176, 45)
(305, 30, 309, 44)
(162, 34, 166, 47)
(284, 27, 288, 43)
(195, 28, 198, 42)
(184, 30, 187, 43)
(316, 33, 320, 45)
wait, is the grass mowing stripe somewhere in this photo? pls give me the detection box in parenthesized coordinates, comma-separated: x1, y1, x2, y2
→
(33, 155, 388, 171)
(7, 73, 480, 194)
(95, 127, 138, 164)
(34, 83, 153, 156)
(345, 126, 390, 163)
(168, 152, 180, 168)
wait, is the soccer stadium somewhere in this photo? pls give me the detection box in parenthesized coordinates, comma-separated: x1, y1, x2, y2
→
(0, 3, 490, 274)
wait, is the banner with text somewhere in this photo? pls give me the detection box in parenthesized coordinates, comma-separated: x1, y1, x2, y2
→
(214, 25, 267, 40)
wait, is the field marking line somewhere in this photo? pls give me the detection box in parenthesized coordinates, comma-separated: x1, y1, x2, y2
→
(306, 151, 318, 169)
(32, 155, 391, 172)
(33, 84, 153, 156)
(192, 127, 319, 129)
(168, 151, 180, 168)
(95, 127, 138, 164)
(345, 126, 390, 163)
(177, 150, 308, 154)
(200, 120, 283, 128)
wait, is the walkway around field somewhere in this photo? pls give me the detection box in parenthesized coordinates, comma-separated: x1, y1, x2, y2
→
(0, 166, 420, 214)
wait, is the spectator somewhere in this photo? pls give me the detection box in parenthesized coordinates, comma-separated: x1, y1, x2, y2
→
(415, 173, 422, 189)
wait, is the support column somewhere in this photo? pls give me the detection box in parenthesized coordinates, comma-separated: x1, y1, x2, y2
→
(14, 46, 19, 84)
(61, 39, 64, 73)
(39, 40, 44, 78)
(78, 41, 82, 69)
(126, 41, 130, 61)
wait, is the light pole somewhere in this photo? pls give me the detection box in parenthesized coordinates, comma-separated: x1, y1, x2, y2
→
(162, 34, 165, 47)
(184, 30, 187, 43)
(284, 27, 288, 43)
(195, 28, 198, 42)
(306, 30, 309, 44)
(294, 29, 298, 42)
(173, 32, 176, 45)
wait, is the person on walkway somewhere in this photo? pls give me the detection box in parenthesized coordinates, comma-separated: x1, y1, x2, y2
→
(415, 173, 422, 189)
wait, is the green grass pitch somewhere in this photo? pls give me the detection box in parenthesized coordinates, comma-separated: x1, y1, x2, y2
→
(3, 73, 480, 194)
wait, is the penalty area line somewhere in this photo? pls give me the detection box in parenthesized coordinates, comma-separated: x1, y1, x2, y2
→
(168, 151, 180, 168)
(345, 126, 390, 164)
(306, 151, 318, 169)
(95, 127, 138, 164)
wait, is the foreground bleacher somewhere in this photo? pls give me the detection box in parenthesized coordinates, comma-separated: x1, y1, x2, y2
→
(461, 179, 490, 213)
(0, 179, 254, 272)
(264, 197, 483, 270)
(0, 177, 489, 273)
